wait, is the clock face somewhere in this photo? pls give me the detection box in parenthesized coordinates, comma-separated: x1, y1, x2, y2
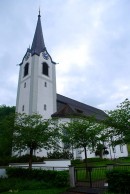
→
(42, 51, 49, 60)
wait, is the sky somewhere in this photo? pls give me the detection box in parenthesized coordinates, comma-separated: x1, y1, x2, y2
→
(0, 0, 130, 111)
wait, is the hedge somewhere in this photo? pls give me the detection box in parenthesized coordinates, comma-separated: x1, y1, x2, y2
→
(6, 167, 69, 187)
(106, 169, 130, 193)
(0, 155, 45, 166)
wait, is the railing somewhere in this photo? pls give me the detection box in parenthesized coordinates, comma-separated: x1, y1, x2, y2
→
(75, 164, 130, 188)
(75, 166, 107, 188)
(9, 164, 69, 171)
(31, 166, 69, 171)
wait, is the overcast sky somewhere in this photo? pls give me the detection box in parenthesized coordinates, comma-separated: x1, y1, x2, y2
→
(0, 0, 130, 111)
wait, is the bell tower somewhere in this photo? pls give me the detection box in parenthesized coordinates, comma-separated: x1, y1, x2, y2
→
(16, 12, 57, 119)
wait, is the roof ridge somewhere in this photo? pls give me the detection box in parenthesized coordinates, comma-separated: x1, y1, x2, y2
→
(57, 93, 105, 114)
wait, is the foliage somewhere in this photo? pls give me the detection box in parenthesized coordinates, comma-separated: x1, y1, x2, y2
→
(71, 159, 83, 165)
(0, 178, 51, 193)
(60, 117, 105, 166)
(95, 143, 109, 158)
(47, 149, 73, 159)
(10, 154, 45, 163)
(106, 169, 130, 193)
(0, 105, 15, 119)
(106, 98, 130, 144)
(6, 167, 69, 187)
(0, 157, 12, 166)
(0, 155, 45, 166)
(0, 105, 15, 158)
(13, 113, 60, 169)
(0, 187, 67, 194)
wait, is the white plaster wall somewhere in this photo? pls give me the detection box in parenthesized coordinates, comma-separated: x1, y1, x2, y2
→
(43, 159, 70, 167)
(0, 168, 7, 178)
(16, 56, 32, 114)
(37, 78, 54, 119)
(9, 160, 70, 171)
(36, 54, 56, 119)
(57, 118, 128, 160)
(105, 145, 128, 159)
(17, 79, 30, 114)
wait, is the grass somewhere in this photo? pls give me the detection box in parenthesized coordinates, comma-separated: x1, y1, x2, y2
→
(75, 167, 107, 181)
(0, 188, 66, 194)
(73, 157, 130, 167)
(76, 165, 130, 181)
(0, 178, 68, 194)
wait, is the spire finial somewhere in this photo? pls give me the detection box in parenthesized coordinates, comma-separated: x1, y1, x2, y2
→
(38, 7, 41, 17)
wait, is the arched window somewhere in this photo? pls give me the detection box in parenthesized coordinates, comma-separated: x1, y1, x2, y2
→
(24, 63, 29, 77)
(42, 62, 49, 76)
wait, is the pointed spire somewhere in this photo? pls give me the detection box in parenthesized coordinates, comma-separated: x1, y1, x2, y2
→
(31, 12, 46, 56)
(38, 7, 41, 17)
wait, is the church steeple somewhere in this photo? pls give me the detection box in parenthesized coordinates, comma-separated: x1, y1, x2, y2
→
(31, 12, 46, 56)
(16, 12, 57, 120)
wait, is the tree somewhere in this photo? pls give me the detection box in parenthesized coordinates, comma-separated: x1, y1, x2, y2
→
(0, 105, 15, 157)
(95, 143, 109, 158)
(61, 117, 105, 166)
(13, 113, 59, 169)
(47, 149, 73, 159)
(106, 98, 130, 144)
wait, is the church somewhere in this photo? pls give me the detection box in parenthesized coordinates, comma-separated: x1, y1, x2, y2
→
(16, 12, 128, 159)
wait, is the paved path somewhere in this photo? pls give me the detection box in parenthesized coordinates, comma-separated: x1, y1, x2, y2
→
(61, 187, 106, 194)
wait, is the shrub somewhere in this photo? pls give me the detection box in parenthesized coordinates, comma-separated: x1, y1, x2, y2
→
(0, 178, 51, 193)
(71, 159, 83, 165)
(0, 155, 45, 166)
(84, 157, 108, 163)
(0, 157, 10, 166)
(106, 169, 130, 193)
(10, 154, 45, 163)
(54, 171, 69, 186)
(6, 167, 69, 187)
(47, 150, 73, 159)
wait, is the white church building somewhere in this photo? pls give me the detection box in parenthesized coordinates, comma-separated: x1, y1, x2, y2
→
(16, 12, 128, 159)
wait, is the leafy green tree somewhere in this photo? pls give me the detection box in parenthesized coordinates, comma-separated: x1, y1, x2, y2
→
(0, 105, 15, 119)
(47, 149, 73, 159)
(106, 98, 130, 144)
(0, 105, 15, 158)
(61, 117, 105, 166)
(95, 143, 109, 158)
(13, 113, 59, 169)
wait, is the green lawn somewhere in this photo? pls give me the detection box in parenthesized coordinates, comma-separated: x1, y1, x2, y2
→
(0, 188, 66, 194)
(76, 167, 107, 181)
(76, 166, 130, 182)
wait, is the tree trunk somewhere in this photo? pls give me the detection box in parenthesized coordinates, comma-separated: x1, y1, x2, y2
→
(84, 147, 88, 179)
(29, 148, 33, 169)
(84, 147, 88, 167)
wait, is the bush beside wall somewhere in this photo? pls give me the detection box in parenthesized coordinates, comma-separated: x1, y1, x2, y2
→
(6, 167, 69, 187)
(106, 169, 130, 193)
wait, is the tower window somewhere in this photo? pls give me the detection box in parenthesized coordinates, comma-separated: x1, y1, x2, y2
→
(44, 82, 47, 87)
(24, 63, 29, 77)
(24, 82, 26, 88)
(44, 104, 47, 111)
(42, 62, 49, 76)
(22, 105, 24, 111)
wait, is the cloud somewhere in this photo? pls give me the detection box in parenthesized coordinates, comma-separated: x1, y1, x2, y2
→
(0, 0, 130, 111)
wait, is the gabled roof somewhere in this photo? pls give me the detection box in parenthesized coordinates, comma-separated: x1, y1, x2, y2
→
(31, 12, 46, 56)
(51, 94, 107, 120)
